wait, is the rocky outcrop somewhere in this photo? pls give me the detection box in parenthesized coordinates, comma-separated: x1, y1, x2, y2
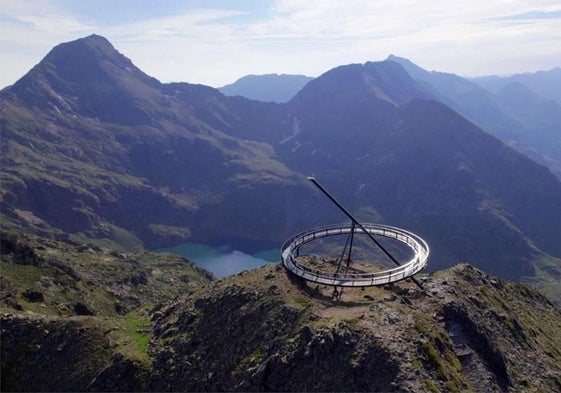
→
(1, 313, 148, 392)
(0, 230, 214, 316)
(146, 264, 561, 392)
(2, 230, 560, 391)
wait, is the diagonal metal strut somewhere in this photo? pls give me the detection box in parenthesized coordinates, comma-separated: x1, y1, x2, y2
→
(308, 176, 423, 289)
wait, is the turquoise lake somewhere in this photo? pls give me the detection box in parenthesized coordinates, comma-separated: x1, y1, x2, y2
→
(157, 242, 280, 278)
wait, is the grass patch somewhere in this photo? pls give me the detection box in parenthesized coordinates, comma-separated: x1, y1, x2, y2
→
(0, 261, 44, 289)
(420, 341, 470, 392)
(522, 256, 561, 305)
(69, 224, 144, 252)
(147, 224, 191, 239)
(114, 313, 152, 361)
(233, 347, 263, 375)
(425, 379, 440, 393)
(288, 294, 311, 308)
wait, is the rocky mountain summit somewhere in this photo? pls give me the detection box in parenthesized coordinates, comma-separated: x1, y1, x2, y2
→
(146, 264, 561, 392)
(3, 261, 560, 392)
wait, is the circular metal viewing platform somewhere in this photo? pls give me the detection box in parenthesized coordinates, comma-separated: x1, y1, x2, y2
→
(281, 223, 429, 287)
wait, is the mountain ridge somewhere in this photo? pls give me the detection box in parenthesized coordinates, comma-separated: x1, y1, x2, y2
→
(0, 35, 318, 252)
(277, 61, 561, 282)
(219, 73, 313, 103)
(472, 66, 561, 106)
(10, 34, 162, 126)
(1, 35, 561, 301)
(3, 259, 560, 392)
(2, 34, 561, 392)
(387, 55, 561, 179)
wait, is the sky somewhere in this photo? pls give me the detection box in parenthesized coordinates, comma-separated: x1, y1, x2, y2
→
(1, 0, 560, 89)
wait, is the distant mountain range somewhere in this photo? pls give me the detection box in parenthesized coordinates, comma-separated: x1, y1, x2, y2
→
(219, 57, 561, 180)
(1, 34, 561, 301)
(472, 67, 561, 106)
(387, 55, 561, 180)
(219, 74, 313, 103)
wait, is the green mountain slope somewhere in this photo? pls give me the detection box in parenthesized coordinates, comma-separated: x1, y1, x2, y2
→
(0, 230, 214, 316)
(0, 35, 315, 251)
(0, 229, 215, 392)
(1, 35, 561, 300)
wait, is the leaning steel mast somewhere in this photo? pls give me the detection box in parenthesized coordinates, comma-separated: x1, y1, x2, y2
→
(280, 177, 429, 294)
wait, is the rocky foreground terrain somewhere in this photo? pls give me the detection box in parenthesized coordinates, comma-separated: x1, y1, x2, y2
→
(146, 264, 561, 392)
(2, 234, 561, 392)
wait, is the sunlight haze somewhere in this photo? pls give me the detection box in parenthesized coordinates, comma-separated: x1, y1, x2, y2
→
(1, 0, 560, 88)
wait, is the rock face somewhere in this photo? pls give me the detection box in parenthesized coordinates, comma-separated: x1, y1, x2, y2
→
(146, 264, 561, 392)
(0, 230, 214, 316)
(0, 230, 215, 392)
(2, 261, 561, 391)
(1, 313, 148, 392)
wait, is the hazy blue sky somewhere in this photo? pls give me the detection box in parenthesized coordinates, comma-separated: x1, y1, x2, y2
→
(1, 0, 560, 88)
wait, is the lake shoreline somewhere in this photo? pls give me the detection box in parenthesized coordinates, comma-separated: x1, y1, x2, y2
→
(156, 242, 279, 278)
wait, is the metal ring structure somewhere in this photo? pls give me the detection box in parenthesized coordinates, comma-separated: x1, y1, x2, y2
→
(281, 223, 429, 287)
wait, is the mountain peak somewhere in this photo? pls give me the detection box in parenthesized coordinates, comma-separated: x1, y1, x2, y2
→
(49, 34, 130, 66)
(65, 33, 114, 51)
(219, 73, 313, 103)
(495, 80, 555, 112)
(81, 33, 111, 43)
(10, 34, 161, 125)
(386, 54, 416, 67)
(291, 60, 433, 107)
(39, 34, 157, 86)
(386, 55, 438, 81)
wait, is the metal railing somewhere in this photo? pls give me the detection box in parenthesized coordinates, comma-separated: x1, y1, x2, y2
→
(281, 223, 429, 287)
